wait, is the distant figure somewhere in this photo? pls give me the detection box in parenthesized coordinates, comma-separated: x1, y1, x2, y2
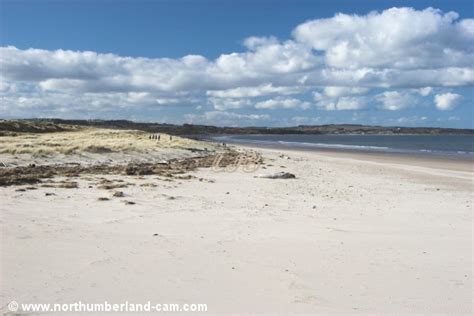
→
(158, 134, 160, 141)
(169, 135, 173, 141)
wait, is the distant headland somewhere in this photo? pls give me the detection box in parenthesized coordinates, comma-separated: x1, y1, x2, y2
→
(1, 119, 473, 135)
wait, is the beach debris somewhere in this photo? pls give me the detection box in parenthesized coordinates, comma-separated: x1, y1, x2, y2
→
(279, 154, 291, 159)
(98, 182, 129, 190)
(45, 192, 56, 196)
(198, 178, 215, 183)
(58, 181, 79, 189)
(41, 183, 56, 188)
(175, 174, 194, 180)
(15, 188, 26, 192)
(124, 200, 136, 205)
(140, 182, 157, 187)
(0, 150, 246, 187)
(255, 172, 296, 179)
(124, 164, 153, 176)
(112, 191, 124, 197)
(98, 197, 110, 201)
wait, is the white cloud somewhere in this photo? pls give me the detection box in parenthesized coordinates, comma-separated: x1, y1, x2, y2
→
(377, 91, 418, 111)
(323, 86, 369, 98)
(313, 90, 367, 111)
(293, 7, 473, 70)
(315, 96, 367, 111)
(418, 87, 433, 96)
(1, 7, 473, 120)
(207, 84, 304, 98)
(434, 92, 461, 110)
(184, 111, 270, 126)
(208, 97, 253, 111)
(243, 36, 279, 50)
(335, 97, 367, 110)
(254, 98, 311, 110)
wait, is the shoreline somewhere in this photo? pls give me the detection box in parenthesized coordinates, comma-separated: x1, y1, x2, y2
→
(230, 143, 474, 173)
(201, 134, 474, 163)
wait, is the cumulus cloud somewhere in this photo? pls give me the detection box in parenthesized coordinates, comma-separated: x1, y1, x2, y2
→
(417, 87, 433, 96)
(184, 111, 270, 126)
(313, 91, 367, 111)
(323, 86, 369, 98)
(1, 7, 472, 119)
(293, 7, 473, 69)
(208, 98, 253, 111)
(254, 98, 310, 110)
(377, 91, 419, 111)
(206, 84, 304, 98)
(434, 92, 462, 110)
(315, 96, 367, 111)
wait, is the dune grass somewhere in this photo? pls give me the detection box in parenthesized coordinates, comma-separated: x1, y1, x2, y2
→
(0, 127, 213, 156)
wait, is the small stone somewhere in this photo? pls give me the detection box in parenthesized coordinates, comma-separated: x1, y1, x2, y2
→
(113, 191, 124, 197)
(255, 172, 296, 179)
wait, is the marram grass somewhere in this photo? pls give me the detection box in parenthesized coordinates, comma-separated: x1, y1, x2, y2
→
(0, 128, 213, 156)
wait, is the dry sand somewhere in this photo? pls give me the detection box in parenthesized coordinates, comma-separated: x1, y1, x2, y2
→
(1, 145, 473, 314)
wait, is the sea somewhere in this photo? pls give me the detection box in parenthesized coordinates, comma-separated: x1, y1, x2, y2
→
(208, 134, 474, 159)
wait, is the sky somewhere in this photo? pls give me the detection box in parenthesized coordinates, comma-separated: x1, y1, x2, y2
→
(1, 0, 473, 128)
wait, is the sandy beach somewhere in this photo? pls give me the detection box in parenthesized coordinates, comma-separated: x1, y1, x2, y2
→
(2, 0, 474, 313)
(1, 140, 472, 314)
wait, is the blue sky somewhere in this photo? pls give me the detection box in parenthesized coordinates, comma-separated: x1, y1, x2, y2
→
(1, 0, 473, 128)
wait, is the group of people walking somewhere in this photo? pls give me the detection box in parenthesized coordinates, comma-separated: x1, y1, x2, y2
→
(149, 134, 173, 141)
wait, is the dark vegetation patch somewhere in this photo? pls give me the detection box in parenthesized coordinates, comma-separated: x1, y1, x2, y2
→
(0, 150, 250, 187)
